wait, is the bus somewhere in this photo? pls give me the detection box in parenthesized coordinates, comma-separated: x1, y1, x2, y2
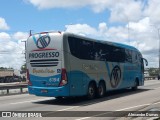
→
(26, 31, 148, 99)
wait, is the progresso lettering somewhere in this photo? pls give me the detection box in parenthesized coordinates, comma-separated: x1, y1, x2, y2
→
(29, 52, 59, 59)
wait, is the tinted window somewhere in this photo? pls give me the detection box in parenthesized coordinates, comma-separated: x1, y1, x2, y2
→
(94, 42, 110, 61)
(125, 49, 132, 63)
(68, 37, 94, 60)
(68, 36, 125, 62)
(111, 46, 125, 62)
(132, 51, 140, 64)
(94, 42, 125, 62)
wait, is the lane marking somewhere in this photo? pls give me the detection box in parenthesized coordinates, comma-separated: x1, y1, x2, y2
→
(0, 94, 30, 100)
(75, 101, 160, 120)
(39, 106, 80, 117)
(146, 117, 159, 120)
(115, 103, 150, 111)
(10, 98, 51, 105)
(76, 112, 116, 120)
(57, 106, 79, 111)
(152, 101, 160, 105)
(155, 86, 160, 89)
(9, 97, 80, 111)
(76, 117, 91, 120)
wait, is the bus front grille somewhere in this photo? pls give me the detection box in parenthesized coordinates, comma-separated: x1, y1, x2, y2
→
(30, 59, 58, 67)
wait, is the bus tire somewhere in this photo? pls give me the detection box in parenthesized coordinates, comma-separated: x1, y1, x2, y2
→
(97, 82, 106, 98)
(87, 82, 96, 100)
(132, 80, 138, 90)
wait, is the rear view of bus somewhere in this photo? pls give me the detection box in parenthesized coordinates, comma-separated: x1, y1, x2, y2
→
(26, 32, 68, 97)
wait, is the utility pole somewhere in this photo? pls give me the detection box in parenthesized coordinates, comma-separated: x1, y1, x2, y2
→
(21, 40, 26, 59)
(150, 25, 160, 73)
(29, 30, 33, 36)
(22, 30, 32, 59)
(157, 28, 160, 73)
(128, 22, 130, 45)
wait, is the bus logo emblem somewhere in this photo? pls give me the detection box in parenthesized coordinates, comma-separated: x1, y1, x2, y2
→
(110, 65, 121, 88)
(36, 35, 51, 49)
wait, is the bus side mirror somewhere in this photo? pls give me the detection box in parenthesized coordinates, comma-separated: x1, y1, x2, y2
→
(142, 58, 148, 66)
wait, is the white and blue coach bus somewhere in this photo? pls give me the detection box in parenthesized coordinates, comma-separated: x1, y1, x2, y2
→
(26, 31, 148, 99)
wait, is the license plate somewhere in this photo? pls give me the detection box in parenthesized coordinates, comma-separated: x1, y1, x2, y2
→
(41, 89, 48, 93)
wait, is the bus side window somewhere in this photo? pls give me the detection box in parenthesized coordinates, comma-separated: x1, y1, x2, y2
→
(94, 42, 110, 61)
(68, 37, 94, 60)
(68, 37, 81, 58)
(81, 40, 94, 60)
(111, 47, 125, 62)
(132, 51, 139, 64)
(125, 49, 132, 63)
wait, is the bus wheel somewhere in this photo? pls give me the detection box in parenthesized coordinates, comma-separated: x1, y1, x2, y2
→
(97, 82, 106, 98)
(87, 82, 96, 100)
(132, 80, 138, 90)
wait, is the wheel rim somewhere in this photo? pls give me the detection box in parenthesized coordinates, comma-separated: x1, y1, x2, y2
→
(89, 86, 94, 97)
(99, 85, 104, 96)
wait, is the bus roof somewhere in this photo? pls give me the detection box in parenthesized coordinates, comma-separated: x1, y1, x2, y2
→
(28, 31, 140, 53)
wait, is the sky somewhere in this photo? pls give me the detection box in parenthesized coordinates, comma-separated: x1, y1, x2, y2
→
(0, 0, 160, 69)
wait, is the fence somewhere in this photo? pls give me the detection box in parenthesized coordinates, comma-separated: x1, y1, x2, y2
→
(145, 76, 157, 80)
(0, 83, 28, 95)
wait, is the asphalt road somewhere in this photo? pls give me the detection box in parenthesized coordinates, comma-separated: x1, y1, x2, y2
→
(0, 80, 160, 120)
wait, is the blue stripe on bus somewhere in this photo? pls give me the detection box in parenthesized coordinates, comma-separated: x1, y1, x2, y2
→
(29, 74, 61, 87)
(28, 68, 144, 97)
(32, 36, 37, 44)
(105, 62, 111, 78)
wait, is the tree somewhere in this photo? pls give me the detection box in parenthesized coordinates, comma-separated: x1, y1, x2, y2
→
(148, 68, 159, 76)
(20, 63, 26, 74)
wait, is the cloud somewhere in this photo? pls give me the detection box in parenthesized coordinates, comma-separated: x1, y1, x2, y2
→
(0, 32, 27, 69)
(0, 32, 11, 41)
(128, 17, 150, 33)
(0, 17, 10, 30)
(13, 32, 29, 40)
(26, 0, 146, 23)
(144, 0, 160, 25)
(98, 22, 108, 33)
(26, 0, 160, 25)
(65, 24, 97, 36)
(109, 0, 143, 23)
(26, 0, 92, 9)
(65, 23, 128, 43)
